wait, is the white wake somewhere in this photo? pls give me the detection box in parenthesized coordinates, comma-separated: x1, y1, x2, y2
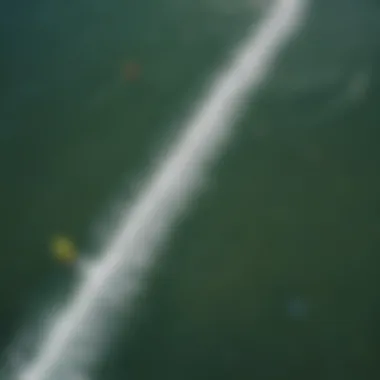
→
(11, 1, 308, 379)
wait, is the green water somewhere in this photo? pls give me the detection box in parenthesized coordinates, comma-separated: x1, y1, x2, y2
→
(1, 0, 380, 379)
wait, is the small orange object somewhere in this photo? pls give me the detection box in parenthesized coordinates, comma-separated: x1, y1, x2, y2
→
(123, 61, 141, 81)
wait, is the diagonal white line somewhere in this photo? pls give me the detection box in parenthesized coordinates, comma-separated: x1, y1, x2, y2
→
(13, 1, 309, 379)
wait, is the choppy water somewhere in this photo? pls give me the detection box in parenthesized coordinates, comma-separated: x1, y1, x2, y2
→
(1, 0, 380, 379)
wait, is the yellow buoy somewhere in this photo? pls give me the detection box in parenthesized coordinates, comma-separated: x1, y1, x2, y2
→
(50, 235, 77, 264)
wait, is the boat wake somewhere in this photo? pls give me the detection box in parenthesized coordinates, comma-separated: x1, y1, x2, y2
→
(5, 1, 308, 379)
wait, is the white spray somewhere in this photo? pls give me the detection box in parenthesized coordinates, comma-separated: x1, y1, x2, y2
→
(12, 1, 308, 379)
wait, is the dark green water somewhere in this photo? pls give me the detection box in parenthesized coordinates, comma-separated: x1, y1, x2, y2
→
(1, 0, 380, 379)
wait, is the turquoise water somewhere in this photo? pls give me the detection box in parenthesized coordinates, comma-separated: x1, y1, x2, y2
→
(1, 0, 380, 379)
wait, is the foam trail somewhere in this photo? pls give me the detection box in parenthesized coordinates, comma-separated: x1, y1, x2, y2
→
(13, 1, 308, 379)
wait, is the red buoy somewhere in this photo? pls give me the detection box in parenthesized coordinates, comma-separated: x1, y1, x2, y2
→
(123, 61, 141, 81)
